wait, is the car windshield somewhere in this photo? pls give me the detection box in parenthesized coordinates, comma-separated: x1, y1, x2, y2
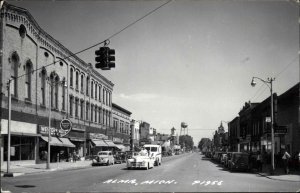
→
(233, 154, 248, 161)
(151, 147, 158, 152)
(99, 152, 108, 155)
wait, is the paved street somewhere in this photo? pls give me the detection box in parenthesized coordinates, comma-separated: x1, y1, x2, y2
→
(2, 153, 300, 192)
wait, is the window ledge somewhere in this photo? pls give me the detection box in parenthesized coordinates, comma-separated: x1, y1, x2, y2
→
(25, 98, 32, 104)
(11, 96, 19, 102)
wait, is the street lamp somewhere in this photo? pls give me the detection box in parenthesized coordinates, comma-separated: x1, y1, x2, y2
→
(251, 76, 275, 174)
(46, 77, 67, 169)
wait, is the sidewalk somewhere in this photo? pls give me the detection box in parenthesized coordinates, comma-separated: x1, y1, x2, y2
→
(256, 165, 300, 182)
(1, 160, 93, 177)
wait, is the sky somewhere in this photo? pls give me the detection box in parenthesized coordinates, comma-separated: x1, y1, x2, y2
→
(9, 0, 299, 145)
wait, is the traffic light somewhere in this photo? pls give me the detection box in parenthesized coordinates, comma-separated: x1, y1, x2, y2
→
(107, 49, 115, 68)
(95, 47, 115, 70)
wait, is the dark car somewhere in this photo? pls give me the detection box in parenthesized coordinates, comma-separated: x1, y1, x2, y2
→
(228, 152, 250, 172)
(114, 152, 126, 164)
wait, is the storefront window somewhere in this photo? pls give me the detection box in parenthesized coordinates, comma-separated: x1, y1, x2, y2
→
(4, 136, 35, 161)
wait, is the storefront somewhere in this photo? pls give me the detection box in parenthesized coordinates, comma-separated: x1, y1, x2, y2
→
(1, 119, 38, 165)
(38, 125, 75, 163)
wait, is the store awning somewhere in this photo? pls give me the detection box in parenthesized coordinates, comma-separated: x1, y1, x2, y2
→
(41, 136, 75, 147)
(115, 144, 126, 151)
(91, 139, 108, 147)
(104, 140, 117, 147)
(59, 138, 76, 148)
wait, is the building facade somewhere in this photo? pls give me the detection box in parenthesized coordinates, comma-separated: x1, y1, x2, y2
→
(226, 83, 300, 160)
(112, 103, 131, 151)
(0, 3, 114, 165)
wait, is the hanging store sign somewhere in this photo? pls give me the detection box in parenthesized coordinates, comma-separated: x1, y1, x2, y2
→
(89, 133, 108, 139)
(59, 119, 72, 137)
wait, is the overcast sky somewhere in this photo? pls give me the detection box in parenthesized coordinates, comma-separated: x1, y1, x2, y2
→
(9, 0, 299, 144)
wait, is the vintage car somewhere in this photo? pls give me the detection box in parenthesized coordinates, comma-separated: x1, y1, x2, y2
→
(114, 152, 126, 164)
(92, 151, 114, 166)
(144, 144, 162, 166)
(126, 152, 155, 170)
(228, 152, 250, 172)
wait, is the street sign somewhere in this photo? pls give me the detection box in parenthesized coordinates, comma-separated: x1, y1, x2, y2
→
(265, 117, 271, 123)
(275, 125, 288, 134)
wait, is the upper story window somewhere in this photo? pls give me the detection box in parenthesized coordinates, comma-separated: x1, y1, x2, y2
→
(25, 61, 32, 100)
(19, 24, 26, 38)
(95, 83, 97, 100)
(86, 76, 90, 96)
(10, 52, 19, 97)
(70, 68, 74, 88)
(91, 81, 94, 99)
(54, 76, 59, 109)
(75, 71, 79, 90)
(81, 74, 84, 93)
(41, 69, 46, 105)
(98, 85, 101, 101)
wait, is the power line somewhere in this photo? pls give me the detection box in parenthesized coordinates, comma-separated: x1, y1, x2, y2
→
(250, 54, 299, 102)
(10, 0, 173, 82)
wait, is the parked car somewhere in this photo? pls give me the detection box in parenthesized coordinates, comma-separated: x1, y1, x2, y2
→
(114, 152, 126, 164)
(126, 151, 155, 170)
(220, 153, 227, 165)
(224, 152, 233, 167)
(228, 152, 250, 172)
(92, 151, 114, 166)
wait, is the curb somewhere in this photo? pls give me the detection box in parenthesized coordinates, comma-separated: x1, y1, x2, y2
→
(1, 165, 92, 177)
(257, 172, 300, 182)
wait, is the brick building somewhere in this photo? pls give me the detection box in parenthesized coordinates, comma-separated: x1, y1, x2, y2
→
(0, 3, 114, 165)
(112, 103, 131, 151)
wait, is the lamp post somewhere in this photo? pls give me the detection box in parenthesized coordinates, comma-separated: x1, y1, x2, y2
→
(4, 79, 13, 177)
(46, 77, 67, 169)
(251, 76, 275, 174)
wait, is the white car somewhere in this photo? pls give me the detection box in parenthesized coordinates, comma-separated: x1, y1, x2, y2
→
(144, 144, 162, 166)
(127, 152, 155, 170)
(92, 151, 114, 166)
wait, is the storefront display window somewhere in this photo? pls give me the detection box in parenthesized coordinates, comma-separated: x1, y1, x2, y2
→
(3, 136, 35, 161)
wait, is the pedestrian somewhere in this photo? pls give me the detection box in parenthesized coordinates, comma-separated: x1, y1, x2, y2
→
(256, 151, 262, 172)
(282, 149, 291, 174)
(73, 150, 77, 163)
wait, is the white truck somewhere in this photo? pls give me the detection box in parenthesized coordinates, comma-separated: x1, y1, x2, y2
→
(143, 144, 162, 166)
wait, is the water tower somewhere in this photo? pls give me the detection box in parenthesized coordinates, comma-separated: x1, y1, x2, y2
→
(180, 122, 188, 136)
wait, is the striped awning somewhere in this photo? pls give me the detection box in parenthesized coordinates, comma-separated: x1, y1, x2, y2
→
(115, 144, 126, 151)
(91, 139, 108, 147)
(104, 140, 117, 147)
(41, 136, 75, 147)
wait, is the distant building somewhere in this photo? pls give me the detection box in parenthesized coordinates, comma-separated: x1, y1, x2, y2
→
(112, 103, 131, 150)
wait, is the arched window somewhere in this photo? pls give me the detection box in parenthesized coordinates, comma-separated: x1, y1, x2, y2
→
(61, 78, 66, 111)
(25, 61, 32, 100)
(54, 76, 59, 109)
(86, 76, 89, 96)
(41, 69, 47, 105)
(95, 83, 97, 100)
(10, 52, 19, 97)
(81, 74, 84, 93)
(91, 81, 94, 99)
(70, 68, 73, 87)
(49, 73, 55, 108)
(75, 71, 79, 90)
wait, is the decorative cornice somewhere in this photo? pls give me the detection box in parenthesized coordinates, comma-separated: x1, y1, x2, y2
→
(4, 3, 114, 88)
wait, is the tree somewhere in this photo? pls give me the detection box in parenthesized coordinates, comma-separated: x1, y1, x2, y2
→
(198, 138, 212, 152)
(179, 135, 194, 150)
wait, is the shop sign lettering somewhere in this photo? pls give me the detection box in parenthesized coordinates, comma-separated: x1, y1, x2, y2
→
(39, 126, 58, 136)
(102, 179, 223, 186)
